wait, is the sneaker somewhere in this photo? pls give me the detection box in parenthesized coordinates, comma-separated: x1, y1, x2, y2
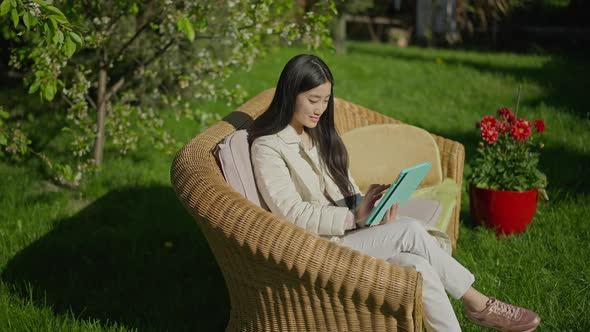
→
(465, 297, 540, 332)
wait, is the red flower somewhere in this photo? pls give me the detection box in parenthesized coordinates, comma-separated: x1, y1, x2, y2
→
(495, 121, 511, 134)
(498, 107, 515, 122)
(480, 116, 497, 129)
(482, 126, 499, 144)
(511, 119, 532, 141)
(534, 119, 545, 133)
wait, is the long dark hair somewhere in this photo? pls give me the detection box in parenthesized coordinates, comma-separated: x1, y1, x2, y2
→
(249, 54, 356, 209)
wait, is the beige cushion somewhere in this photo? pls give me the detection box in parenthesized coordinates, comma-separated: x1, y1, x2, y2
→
(216, 130, 269, 210)
(342, 124, 443, 194)
(411, 179, 460, 233)
(399, 198, 442, 227)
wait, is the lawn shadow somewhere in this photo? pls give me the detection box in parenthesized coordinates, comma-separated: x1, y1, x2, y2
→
(2, 186, 229, 332)
(459, 205, 479, 229)
(348, 44, 590, 120)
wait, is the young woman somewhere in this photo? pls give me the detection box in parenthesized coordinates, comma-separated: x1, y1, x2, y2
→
(249, 54, 540, 332)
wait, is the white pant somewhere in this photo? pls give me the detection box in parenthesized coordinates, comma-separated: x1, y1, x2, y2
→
(342, 217, 474, 332)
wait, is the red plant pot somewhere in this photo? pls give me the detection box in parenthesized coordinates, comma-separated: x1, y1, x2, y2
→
(469, 185, 539, 235)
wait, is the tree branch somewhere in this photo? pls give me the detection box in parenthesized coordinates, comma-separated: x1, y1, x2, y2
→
(61, 95, 74, 107)
(111, 19, 153, 64)
(93, 77, 124, 112)
(86, 94, 97, 110)
(142, 39, 176, 69)
(110, 0, 159, 64)
(105, 78, 125, 101)
(99, 30, 208, 106)
(104, 11, 124, 36)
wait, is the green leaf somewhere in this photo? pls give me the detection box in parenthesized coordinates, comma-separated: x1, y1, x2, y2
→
(52, 29, 64, 44)
(44, 31, 53, 43)
(33, 0, 53, 5)
(538, 188, 549, 201)
(50, 13, 68, 24)
(59, 164, 72, 179)
(69, 31, 82, 44)
(22, 11, 31, 30)
(0, 132, 7, 146)
(10, 8, 18, 28)
(194, 17, 207, 30)
(0, 0, 11, 17)
(49, 16, 57, 30)
(0, 110, 9, 119)
(43, 81, 57, 101)
(29, 13, 38, 27)
(63, 35, 75, 57)
(176, 17, 195, 41)
(128, 2, 139, 14)
(28, 80, 40, 94)
(45, 5, 66, 18)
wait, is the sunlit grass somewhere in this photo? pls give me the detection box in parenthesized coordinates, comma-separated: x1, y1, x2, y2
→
(1, 42, 589, 331)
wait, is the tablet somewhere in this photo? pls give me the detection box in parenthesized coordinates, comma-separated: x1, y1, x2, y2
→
(365, 162, 432, 226)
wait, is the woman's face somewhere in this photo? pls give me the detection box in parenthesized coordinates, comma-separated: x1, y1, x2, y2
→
(290, 81, 332, 131)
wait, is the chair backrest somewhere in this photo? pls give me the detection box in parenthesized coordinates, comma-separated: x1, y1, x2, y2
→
(171, 87, 400, 226)
(170, 87, 423, 249)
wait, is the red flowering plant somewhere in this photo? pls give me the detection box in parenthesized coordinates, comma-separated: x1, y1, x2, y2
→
(468, 107, 548, 198)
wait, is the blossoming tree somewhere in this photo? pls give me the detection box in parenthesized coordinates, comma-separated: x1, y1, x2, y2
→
(1, 0, 335, 186)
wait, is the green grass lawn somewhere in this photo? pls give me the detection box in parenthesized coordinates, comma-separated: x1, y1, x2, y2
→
(1, 41, 589, 331)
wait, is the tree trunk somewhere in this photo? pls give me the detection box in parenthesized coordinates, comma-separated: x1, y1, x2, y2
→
(367, 17, 379, 42)
(415, 0, 433, 45)
(334, 14, 347, 55)
(93, 64, 107, 166)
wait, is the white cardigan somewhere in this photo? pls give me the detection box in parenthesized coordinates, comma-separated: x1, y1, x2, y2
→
(251, 125, 362, 236)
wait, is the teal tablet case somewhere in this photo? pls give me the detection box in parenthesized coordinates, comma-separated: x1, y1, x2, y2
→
(365, 162, 432, 226)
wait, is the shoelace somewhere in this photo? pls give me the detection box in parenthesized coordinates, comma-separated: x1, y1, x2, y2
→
(489, 299, 523, 320)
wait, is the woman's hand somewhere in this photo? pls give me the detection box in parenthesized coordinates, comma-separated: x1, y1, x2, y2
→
(353, 184, 389, 227)
(379, 202, 399, 225)
(353, 184, 400, 228)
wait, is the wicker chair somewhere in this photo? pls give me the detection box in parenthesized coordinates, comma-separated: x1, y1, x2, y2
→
(170, 88, 465, 331)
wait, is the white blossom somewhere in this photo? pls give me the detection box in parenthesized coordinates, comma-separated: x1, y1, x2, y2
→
(29, 3, 41, 17)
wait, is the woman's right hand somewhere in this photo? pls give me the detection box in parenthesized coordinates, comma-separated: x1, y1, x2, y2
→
(353, 183, 389, 227)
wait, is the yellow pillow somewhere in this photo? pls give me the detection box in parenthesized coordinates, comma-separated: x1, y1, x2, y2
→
(342, 124, 443, 194)
(411, 178, 459, 232)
